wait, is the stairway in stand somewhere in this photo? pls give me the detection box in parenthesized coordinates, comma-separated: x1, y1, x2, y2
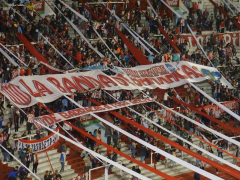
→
(15, 33, 56, 74)
(0, 160, 32, 180)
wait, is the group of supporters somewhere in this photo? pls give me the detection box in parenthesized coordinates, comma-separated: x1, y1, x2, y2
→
(0, 0, 239, 180)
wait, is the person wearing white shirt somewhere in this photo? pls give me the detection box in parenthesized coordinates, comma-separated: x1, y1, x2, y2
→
(63, 122, 72, 137)
(164, 92, 169, 106)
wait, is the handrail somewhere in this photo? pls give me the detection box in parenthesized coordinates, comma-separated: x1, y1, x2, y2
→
(16, 131, 46, 140)
(88, 165, 106, 180)
(43, 142, 55, 173)
(0, 144, 41, 180)
(25, 33, 67, 70)
(44, 0, 56, 15)
(212, 135, 240, 152)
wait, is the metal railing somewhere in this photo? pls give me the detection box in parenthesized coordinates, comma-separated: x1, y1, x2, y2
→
(212, 135, 240, 152)
(16, 131, 46, 140)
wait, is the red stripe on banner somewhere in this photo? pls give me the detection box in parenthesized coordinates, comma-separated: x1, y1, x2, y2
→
(115, 28, 151, 65)
(172, 97, 240, 135)
(63, 121, 176, 180)
(88, 98, 240, 178)
(19, 127, 60, 143)
(122, 90, 240, 162)
(208, 0, 240, 30)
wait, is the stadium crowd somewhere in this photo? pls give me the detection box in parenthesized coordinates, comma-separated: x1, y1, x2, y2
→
(0, 0, 239, 180)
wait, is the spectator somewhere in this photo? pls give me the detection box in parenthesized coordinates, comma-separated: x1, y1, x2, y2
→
(59, 150, 66, 173)
(7, 166, 19, 179)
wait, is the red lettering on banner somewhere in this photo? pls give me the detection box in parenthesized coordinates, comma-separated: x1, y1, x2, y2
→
(19, 79, 41, 97)
(112, 77, 129, 86)
(116, 74, 134, 85)
(181, 65, 199, 79)
(62, 78, 79, 93)
(111, 101, 130, 108)
(130, 99, 142, 104)
(94, 105, 107, 112)
(48, 114, 62, 123)
(191, 66, 205, 77)
(47, 77, 67, 93)
(148, 78, 161, 85)
(42, 115, 55, 125)
(33, 80, 53, 96)
(97, 74, 118, 87)
(173, 71, 188, 79)
(122, 69, 140, 78)
(59, 112, 71, 118)
(130, 78, 143, 86)
(68, 110, 77, 118)
(85, 76, 104, 88)
(165, 74, 176, 83)
(157, 77, 170, 84)
(72, 76, 95, 90)
(139, 78, 154, 85)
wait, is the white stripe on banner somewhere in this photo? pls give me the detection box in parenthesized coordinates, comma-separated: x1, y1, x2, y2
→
(189, 82, 240, 121)
(59, 0, 88, 22)
(0, 145, 41, 180)
(0, 48, 20, 67)
(50, 1, 104, 58)
(35, 122, 151, 180)
(157, 0, 240, 120)
(39, 62, 65, 73)
(52, 89, 223, 180)
(0, 43, 28, 67)
(40, 34, 75, 68)
(109, 9, 154, 55)
(146, 0, 158, 17)
(104, 90, 240, 172)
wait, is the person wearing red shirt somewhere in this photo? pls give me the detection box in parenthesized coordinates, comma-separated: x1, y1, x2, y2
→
(40, 65, 46, 75)
(220, 21, 225, 33)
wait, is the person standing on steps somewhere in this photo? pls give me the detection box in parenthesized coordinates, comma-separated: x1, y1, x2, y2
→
(59, 150, 66, 173)
(32, 151, 38, 174)
(27, 111, 34, 134)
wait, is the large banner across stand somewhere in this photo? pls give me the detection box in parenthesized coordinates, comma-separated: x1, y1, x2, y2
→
(18, 127, 60, 152)
(0, 61, 232, 108)
(33, 98, 154, 129)
(175, 32, 240, 49)
(166, 100, 239, 121)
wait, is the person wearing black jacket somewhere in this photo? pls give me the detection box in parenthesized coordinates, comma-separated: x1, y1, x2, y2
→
(74, 90, 84, 106)
(168, 88, 174, 108)
(139, 146, 147, 162)
(153, 18, 159, 35)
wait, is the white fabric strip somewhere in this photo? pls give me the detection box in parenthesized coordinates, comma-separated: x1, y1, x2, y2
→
(130, 28, 160, 54)
(110, 9, 154, 55)
(146, 0, 158, 17)
(226, 0, 240, 12)
(0, 144, 41, 180)
(59, 0, 88, 22)
(58, 93, 223, 180)
(39, 62, 65, 73)
(51, 1, 104, 58)
(103, 90, 240, 172)
(40, 34, 75, 68)
(93, 28, 122, 65)
(189, 82, 240, 121)
(0, 43, 28, 67)
(0, 48, 20, 67)
(222, 0, 236, 15)
(35, 122, 151, 180)
(58, 123, 104, 164)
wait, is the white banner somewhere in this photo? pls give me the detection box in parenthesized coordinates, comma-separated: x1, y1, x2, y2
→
(33, 98, 153, 128)
(18, 128, 59, 152)
(0, 61, 232, 108)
